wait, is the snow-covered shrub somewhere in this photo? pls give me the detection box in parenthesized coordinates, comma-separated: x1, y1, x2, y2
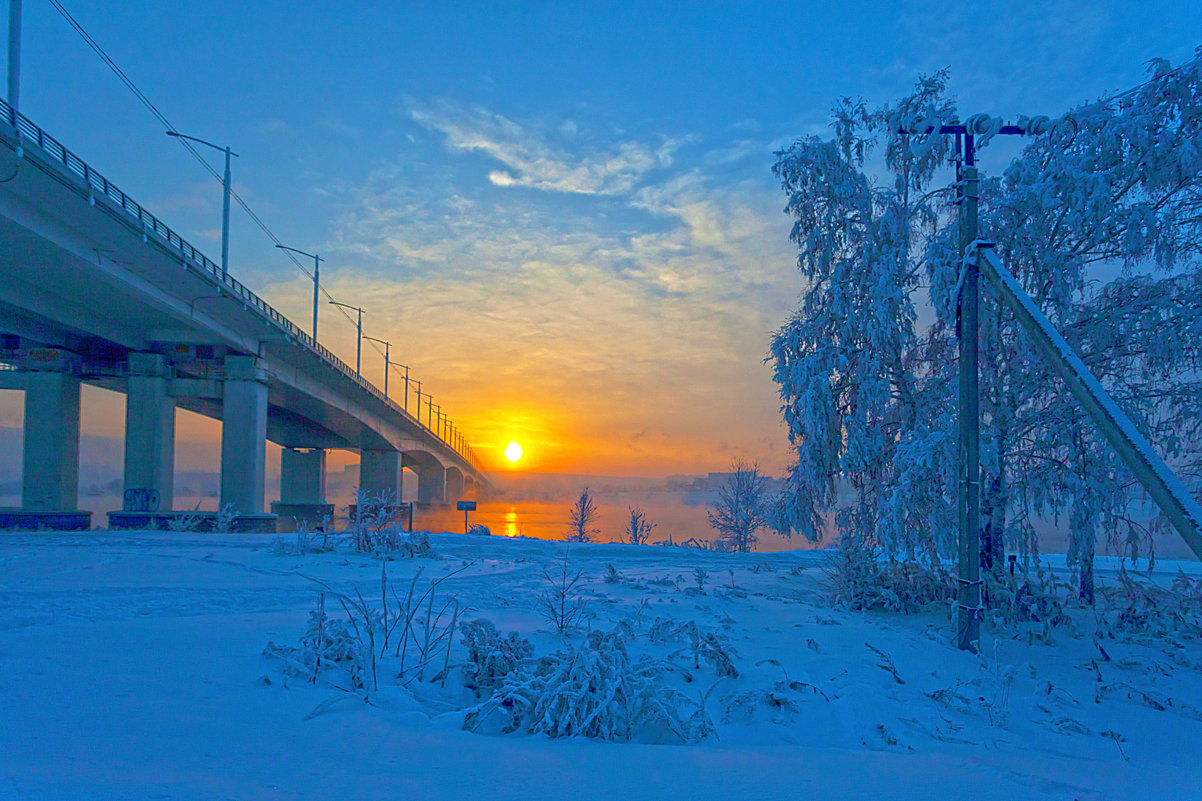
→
(263, 593, 367, 689)
(825, 535, 953, 612)
(1096, 568, 1202, 642)
(264, 563, 471, 699)
(723, 666, 829, 725)
(215, 503, 237, 532)
(927, 653, 1017, 729)
(273, 518, 335, 556)
(167, 507, 205, 532)
(344, 489, 431, 557)
(459, 619, 534, 697)
(669, 620, 739, 678)
(536, 552, 589, 634)
(464, 629, 712, 743)
(983, 565, 1074, 639)
(468, 523, 491, 536)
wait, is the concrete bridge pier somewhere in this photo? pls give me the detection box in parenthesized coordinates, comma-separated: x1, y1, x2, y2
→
(417, 465, 446, 506)
(271, 447, 333, 530)
(123, 353, 175, 510)
(22, 367, 82, 512)
(360, 450, 403, 502)
(445, 467, 465, 505)
(219, 355, 273, 529)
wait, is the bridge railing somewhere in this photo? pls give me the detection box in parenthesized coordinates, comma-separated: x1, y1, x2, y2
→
(0, 100, 483, 474)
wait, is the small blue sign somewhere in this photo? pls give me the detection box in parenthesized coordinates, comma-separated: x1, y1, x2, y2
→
(457, 501, 477, 511)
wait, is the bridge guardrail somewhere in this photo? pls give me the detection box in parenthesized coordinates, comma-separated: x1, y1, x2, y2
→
(0, 100, 482, 474)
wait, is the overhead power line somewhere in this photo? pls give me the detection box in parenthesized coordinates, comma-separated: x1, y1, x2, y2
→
(44, 0, 389, 357)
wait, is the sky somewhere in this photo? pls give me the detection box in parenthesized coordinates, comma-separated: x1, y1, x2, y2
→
(1, 0, 1200, 478)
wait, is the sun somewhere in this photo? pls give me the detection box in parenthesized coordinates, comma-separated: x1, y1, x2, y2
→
(504, 441, 524, 463)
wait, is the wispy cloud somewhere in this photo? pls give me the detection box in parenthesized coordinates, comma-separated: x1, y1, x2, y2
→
(408, 100, 679, 195)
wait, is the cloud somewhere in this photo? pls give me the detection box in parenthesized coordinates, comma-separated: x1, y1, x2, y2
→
(408, 100, 678, 195)
(301, 104, 800, 475)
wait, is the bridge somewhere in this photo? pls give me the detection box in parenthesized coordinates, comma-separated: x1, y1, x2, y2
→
(0, 100, 492, 531)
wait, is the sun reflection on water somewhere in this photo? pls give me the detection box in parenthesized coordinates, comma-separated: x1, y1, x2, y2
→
(504, 507, 519, 538)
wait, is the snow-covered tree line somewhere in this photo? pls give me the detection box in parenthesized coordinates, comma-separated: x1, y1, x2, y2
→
(769, 48, 1202, 599)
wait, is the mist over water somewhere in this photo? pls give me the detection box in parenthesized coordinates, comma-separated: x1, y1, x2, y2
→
(413, 492, 818, 552)
(3, 486, 1194, 561)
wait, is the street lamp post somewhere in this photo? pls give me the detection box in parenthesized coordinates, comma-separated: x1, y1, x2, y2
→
(363, 335, 391, 399)
(8, 0, 21, 122)
(391, 362, 411, 411)
(413, 380, 422, 420)
(276, 245, 322, 340)
(166, 131, 237, 280)
(328, 300, 364, 376)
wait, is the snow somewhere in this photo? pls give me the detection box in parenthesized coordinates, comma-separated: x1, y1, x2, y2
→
(2, 528, 1201, 800)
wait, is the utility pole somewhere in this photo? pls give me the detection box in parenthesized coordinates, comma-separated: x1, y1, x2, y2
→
(897, 115, 1036, 651)
(413, 380, 422, 420)
(956, 132, 982, 652)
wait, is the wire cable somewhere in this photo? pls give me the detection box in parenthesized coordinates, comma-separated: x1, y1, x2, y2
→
(46, 0, 389, 355)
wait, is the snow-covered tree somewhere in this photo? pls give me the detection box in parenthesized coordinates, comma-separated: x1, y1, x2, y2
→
(625, 505, 657, 545)
(566, 487, 600, 542)
(770, 49, 1202, 599)
(769, 73, 957, 559)
(707, 458, 771, 552)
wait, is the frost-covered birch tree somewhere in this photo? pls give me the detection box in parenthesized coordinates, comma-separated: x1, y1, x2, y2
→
(707, 458, 772, 552)
(770, 49, 1202, 600)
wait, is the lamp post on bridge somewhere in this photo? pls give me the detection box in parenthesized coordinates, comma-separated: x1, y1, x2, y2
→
(391, 362, 411, 412)
(363, 335, 392, 399)
(8, 0, 21, 121)
(328, 300, 364, 377)
(413, 380, 422, 420)
(166, 130, 237, 281)
(275, 245, 322, 341)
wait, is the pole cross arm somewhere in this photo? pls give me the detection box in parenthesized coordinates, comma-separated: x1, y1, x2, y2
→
(974, 242, 1202, 558)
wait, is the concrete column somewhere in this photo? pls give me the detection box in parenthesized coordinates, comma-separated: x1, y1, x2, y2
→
(22, 370, 81, 511)
(445, 468, 465, 504)
(360, 450, 402, 501)
(281, 447, 326, 504)
(417, 466, 446, 505)
(124, 353, 174, 510)
(220, 355, 268, 515)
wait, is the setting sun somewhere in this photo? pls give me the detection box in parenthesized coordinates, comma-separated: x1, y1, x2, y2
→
(504, 441, 524, 463)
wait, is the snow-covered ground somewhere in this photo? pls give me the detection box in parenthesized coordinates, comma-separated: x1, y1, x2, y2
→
(2, 529, 1200, 800)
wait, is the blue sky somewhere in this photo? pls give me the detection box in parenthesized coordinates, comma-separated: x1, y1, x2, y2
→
(2, 1, 1200, 476)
